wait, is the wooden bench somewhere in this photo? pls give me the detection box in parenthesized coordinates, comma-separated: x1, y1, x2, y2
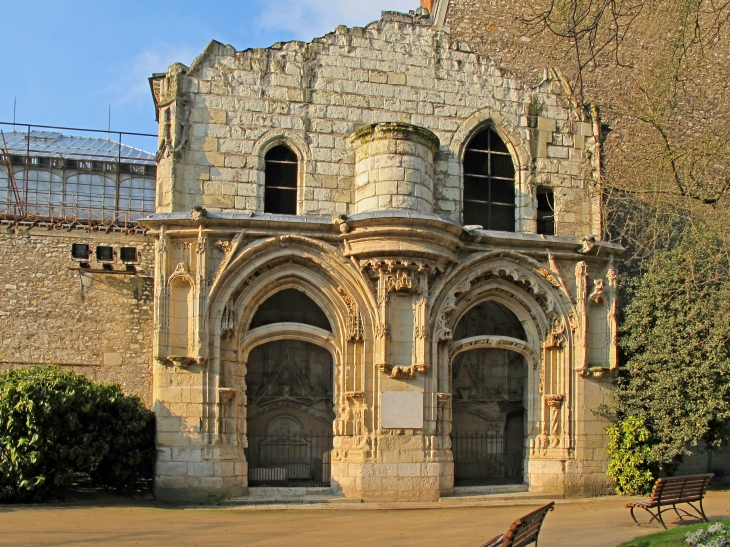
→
(480, 502, 555, 547)
(626, 473, 713, 529)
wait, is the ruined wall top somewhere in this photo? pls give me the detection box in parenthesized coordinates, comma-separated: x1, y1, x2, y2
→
(150, 10, 604, 238)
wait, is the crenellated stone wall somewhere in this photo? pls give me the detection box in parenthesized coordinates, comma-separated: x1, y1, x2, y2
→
(151, 11, 603, 237)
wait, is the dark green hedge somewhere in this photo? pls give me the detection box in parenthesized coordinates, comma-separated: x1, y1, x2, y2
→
(0, 366, 155, 502)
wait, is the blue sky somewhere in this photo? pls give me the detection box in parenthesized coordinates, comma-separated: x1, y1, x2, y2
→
(1, 0, 417, 149)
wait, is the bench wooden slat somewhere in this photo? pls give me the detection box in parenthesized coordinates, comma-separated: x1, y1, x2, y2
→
(480, 502, 555, 547)
(626, 473, 713, 529)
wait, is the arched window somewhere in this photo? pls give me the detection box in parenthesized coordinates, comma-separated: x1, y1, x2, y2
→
(463, 128, 516, 231)
(453, 300, 526, 342)
(264, 145, 298, 215)
(250, 288, 331, 332)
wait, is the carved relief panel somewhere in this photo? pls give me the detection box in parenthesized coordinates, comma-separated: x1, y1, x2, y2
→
(361, 259, 436, 379)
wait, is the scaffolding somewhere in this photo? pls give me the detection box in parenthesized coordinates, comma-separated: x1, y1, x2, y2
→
(0, 122, 158, 233)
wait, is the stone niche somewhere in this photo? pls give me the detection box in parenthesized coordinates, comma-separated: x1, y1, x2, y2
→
(350, 122, 440, 214)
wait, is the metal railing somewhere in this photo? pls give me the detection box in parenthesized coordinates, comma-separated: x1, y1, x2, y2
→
(245, 432, 333, 487)
(0, 122, 158, 228)
(452, 431, 524, 486)
(673, 446, 730, 478)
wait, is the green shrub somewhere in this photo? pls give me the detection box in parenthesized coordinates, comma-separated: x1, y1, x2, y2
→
(0, 366, 155, 502)
(600, 227, 730, 489)
(607, 416, 655, 495)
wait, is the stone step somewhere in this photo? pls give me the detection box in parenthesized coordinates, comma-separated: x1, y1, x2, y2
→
(223, 487, 361, 506)
(452, 484, 530, 496)
(246, 487, 334, 498)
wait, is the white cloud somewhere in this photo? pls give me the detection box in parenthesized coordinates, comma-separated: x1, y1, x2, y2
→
(256, 0, 419, 41)
(105, 44, 199, 107)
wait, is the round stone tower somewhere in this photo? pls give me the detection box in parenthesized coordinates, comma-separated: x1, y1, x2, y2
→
(350, 122, 440, 214)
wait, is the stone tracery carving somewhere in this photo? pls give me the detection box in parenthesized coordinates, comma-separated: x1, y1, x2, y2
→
(386, 270, 414, 293)
(389, 366, 416, 379)
(375, 323, 390, 339)
(215, 240, 234, 254)
(543, 313, 567, 349)
(536, 267, 562, 289)
(449, 335, 540, 370)
(220, 303, 236, 339)
(338, 286, 364, 342)
(244, 265, 271, 286)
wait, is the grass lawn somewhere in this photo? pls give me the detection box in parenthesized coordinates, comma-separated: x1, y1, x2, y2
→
(615, 519, 730, 546)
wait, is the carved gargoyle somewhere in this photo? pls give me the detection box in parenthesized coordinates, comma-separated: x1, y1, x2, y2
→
(333, 215, 350, 234)
(190, 206, 207, 221)
(578, 235, 596, 254)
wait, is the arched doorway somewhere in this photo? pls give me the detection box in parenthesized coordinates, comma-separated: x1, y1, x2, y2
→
(450, 300, 528, 486)
(244, 289, 335, 487)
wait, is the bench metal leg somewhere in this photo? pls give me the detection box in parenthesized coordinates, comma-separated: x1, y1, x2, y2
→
(631, 506, 667, 529)
(699, 498, 709, 522)
(684, 500, 709, 523)
(629, 506, 640, 526)
(673, 504, 683, 522)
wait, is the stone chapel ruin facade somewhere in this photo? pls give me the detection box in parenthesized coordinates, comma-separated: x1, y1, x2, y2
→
(145, 8, 621, 503)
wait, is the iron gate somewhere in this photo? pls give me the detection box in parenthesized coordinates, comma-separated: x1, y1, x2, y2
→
(451, 431, 524, 486)
(245, 432, 333, 487)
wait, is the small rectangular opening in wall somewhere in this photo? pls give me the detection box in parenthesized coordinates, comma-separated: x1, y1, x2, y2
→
(96, 245, 114, 262)
(71, 243, 90, 260)
(120, 247, 138, 263)
(537, 186, 555, 236)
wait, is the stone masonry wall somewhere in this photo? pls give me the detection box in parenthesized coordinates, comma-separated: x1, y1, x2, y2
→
(154, 11, 602, 238)
(0, 226, 155, 405)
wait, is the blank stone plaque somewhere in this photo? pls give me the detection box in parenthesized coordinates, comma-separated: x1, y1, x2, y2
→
(380, 391, 424, 429)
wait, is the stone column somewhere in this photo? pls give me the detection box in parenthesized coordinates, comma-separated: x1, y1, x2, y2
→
(350, 122, 439, 214)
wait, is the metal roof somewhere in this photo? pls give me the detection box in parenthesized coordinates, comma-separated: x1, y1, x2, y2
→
(0, 130, 156, 164)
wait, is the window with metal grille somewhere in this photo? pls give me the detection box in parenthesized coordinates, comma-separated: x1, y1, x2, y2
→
(71, 243, 90, 260)
(463, 128, 516, 231)
(536, 186, 555, 235)
(264, 145, 298, 215)
(120, 247, 138, 263)
(96, 245, 114, 262)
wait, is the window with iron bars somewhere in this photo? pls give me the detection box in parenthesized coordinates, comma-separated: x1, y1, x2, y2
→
(264, 145, 298, 215)
(462, 128, 516, 232)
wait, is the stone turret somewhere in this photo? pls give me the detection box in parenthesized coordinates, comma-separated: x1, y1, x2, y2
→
(350, 123, 440, 214)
